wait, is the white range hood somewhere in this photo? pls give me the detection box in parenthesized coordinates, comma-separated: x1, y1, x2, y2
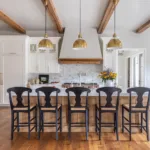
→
(59, 28, 103, 64)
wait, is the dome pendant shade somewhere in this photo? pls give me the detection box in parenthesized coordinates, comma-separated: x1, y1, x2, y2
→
(107, 33, 122, 50)
(38, 34, 54, 51)
(73, 33, 87, 50)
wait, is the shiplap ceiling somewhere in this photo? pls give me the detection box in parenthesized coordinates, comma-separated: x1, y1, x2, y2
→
(0, 0, 149, 33)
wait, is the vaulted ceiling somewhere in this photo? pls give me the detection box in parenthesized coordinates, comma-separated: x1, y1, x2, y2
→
(0, 0, 149, 33)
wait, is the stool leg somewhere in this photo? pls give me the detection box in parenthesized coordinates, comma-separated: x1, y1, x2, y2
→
(129, 112, 132, 141)
(95, 105, 97, 133)
(68, 110, 71, 139)
(42, 112, 44, 132)
(141, 112, 143, 133)
(116, 112, 119, 141)
(122, 106, 124, 133)
(38, 110, 41, 140)
(35, 107, 37, 132)
(11, 111, 14, 140)
(99, 111, 101, 140)
(60, 106, 62, 132)
(146, 112, 149, 141)
(56, 110, 58, 140)
(17, 112, 20, 132)
(28, 111, 30, 140)
(85, 110, 88, 140)
(114, 113, 116, 133)
(88, 109, 89, 132)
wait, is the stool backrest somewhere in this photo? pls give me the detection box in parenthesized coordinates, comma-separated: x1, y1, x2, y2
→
(96, 87, 122, 110)
(66, 87, 91, 108)
(7, 87, 32, 110)
(127, 87, 150, 110)
(35, 87, 60, 108)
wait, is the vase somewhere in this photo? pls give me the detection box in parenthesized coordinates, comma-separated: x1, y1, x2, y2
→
(105, 80, 114, 87)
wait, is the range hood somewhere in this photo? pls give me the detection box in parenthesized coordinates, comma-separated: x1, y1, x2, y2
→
(59, 28, 103, 64)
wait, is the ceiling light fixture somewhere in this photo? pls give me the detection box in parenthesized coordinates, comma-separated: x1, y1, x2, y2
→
(107, 0, 122, 51)
(73, 0, 87, 50)
(38, 0, 53, 52)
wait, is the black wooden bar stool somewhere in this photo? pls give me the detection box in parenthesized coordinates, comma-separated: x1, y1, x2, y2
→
(35, 87, 62, 140)
(122, 87, 150, 141)
(66, 87, 91, 140)
(95, 87, 122, 140)
(7, 87, 37, 140)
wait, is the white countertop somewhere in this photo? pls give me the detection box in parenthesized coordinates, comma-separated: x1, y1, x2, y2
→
(25, 84, 131, 97)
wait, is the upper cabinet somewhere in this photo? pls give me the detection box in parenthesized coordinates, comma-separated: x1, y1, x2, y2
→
(28, 37, 61, 74)
(0, 36, 28, 55)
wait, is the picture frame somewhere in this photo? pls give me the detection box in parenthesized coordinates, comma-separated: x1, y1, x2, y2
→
(39, 75, 49, 84)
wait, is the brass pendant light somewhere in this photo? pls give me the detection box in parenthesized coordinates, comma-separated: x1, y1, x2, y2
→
(107, 0, 122, 51)
(38, 0, 53, 51)
(73, 0, 87, 50)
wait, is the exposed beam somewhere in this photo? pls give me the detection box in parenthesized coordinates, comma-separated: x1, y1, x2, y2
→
(42, 0, 64, 33)
(98, 0, 119, 34)
(0, 11, 26, 34)
(136, 20, 150, 33)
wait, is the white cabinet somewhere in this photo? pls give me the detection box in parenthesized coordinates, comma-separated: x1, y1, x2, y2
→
(3, 55, 25, 104)
(28, 53, 38, 73)
(0, 35, 29, 105)
(37, 53, 47, 73)
(48, 54, 60, 73)
(0, 39, 24, 55)
(28, 37, 61, 74)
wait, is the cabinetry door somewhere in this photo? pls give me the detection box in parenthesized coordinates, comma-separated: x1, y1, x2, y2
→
(2, 40, 24, 54)
(37, 53, 47, 73)
(28, 53, 38, 73)
(3, 55, 24, 104)
(47, 54, 60, 73)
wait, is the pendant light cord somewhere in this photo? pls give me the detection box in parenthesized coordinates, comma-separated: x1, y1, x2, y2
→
(79, 0, 81, 34)
(45, 4, 47, 35)
(114, 6, 116, 34)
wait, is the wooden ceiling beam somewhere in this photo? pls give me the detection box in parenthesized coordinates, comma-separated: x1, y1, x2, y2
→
(42, 0, 64, 33)
(97, 0, 119, 34)
(0, 11, 26, 34)
(136, 20, 150, 33)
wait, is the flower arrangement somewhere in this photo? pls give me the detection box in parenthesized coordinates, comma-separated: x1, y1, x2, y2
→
(98, 68, 117, 83)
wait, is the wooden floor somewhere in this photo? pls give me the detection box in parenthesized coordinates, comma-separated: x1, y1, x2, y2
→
(0, 108, 150, 150)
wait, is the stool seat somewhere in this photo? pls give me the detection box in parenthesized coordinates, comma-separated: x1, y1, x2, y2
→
(96, 104, 116, 111)
(71, 107, 87, 111)
(41, 104, 61, 111)
(13, 105, 36, 111)
(122, 104, 147, 112)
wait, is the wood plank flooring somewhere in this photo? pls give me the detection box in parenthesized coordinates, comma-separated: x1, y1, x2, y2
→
(0, 108, 150, 150)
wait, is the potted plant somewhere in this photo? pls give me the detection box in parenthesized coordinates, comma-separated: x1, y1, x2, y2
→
(98, 68, 117, 87)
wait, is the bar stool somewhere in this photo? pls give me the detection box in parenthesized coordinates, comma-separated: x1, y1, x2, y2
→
(35, 87, 62, 140)
(7, 87, 37, 140)
(66, 87, 91, 140)
(95, 87, 122, 140)
(122, 87, 150, 141)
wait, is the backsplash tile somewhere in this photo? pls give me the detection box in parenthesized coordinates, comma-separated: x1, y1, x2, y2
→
(28, 64, 103, 84)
